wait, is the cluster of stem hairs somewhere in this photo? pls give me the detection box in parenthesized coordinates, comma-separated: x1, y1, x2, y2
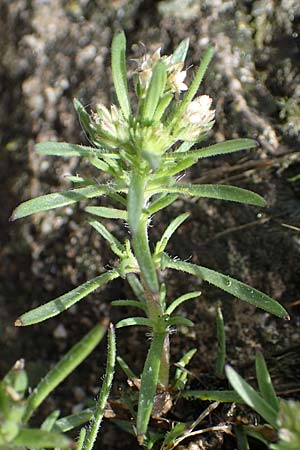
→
(10, 32, 291, 449)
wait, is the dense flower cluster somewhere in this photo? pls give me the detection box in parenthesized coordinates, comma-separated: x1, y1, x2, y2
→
(91, 45, 215, 157)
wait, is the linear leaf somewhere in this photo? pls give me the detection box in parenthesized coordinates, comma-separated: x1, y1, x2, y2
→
(182, 390, 243, 403)
(148, 194, 178, 214)
(116, 317, 152, 329)
(127, 273, 147, 305)
(156, 157, 196, 178)
(173, 348, 197, 390)
(117, 356, 136, 379)
(41, 410, 60, 431)
(76, 428, 87, 450)
(24, 324, 106, 422)
(155, 212, 190, 255)
(152, 183, 266, 207)
(168, 316, 194, 327)
(165, 139, 257, 161)
(86, 206, 127, 220)
(255, 352, 279, 412)
(226, 365, 278, 429)
(11, 185, 110, 220)
(83, 324, 116, 450)
(142, 62, 167, 122)
(153, 92, 173, 121)
(169, 46, 214, 129)
(15, 270, 119, 326)
(14, 428, 72, 448)
(171, 38, 190, 63)
(111, 31, 131, 118)
(132, 220, 160, 295)
(234, 425, 250, 450)
(111, 300, 147, 311)
(88, 218, 124, 257)
(161, 255, 289, 319)
(55, 409, 95, 432)
(166, 291, 201, 315)
(137, 332, 166, 444)
(36, 142, 104, 157)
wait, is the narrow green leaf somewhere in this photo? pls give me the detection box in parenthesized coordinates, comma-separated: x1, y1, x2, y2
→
(148, 193, 178, 214)
(89, 156, 110, 172)
(127, 170, 145, 235)
(111, 300, 147, 311)
(142, 62, 167, 122)
(117, 356, 136, 379)
(116, 317, 152, 329)
(24, 324, 107, 422)
(11, 185, 110, 220)
(66, 176, 96, 186)
(175, 141, 195, 153)
(41, 410, 60, 431)
(153, 92, 173, 121)
(152, 183, 266, 207)
(234, 425, 250, 450)
(215, 306, 226, 378)
(166, 291, 201, 315)
(155, 212, 190, 255)
(83, 324, 116, 450)
(156, 157, 196, 178)
(170, 46, 214, 129)
(161, 255, 289, 319)
(76, 428, 87, 450)
(168, 316, 194, 327)
(255, 352, 279, 412)
(86, 206, 127, 220)
(111, 31, 131, 118)
(88, 218, 124, 257)
(173, 348, 197, 390)
(55, 409, 95, 432)
(182, 390, 243, 403)
(73, 98, 94, 137)
(171, 38, 190, 63)
(15, 270, 119, 326)
(226, 365, 278, 429)
(165, 139, 257, 161)
(127, 273, 147, 305)
(14, 428, 72, 449)
(132, 219, 160, 295)
(137, 332, 166, 444)
(36, 142, 104, 157)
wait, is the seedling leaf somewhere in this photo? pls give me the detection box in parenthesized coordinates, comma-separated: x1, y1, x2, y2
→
(226, 365, 278, 429)
(256, 352, 279, 412)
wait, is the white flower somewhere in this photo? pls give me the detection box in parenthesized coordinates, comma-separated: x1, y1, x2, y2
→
(177, 95, 215, 140)
(167, 62, 188, 93)
(92, 103, 129, 148)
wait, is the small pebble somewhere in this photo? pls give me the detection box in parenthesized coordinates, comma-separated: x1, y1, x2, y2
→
(53, 323, 68, 339)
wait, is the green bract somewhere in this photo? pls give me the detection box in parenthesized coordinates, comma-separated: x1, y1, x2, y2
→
(12, 32, 289, 447)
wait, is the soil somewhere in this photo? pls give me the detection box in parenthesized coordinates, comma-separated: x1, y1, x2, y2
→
(1, 1, 300, 449)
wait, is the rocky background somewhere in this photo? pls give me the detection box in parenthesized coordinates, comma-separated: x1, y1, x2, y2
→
(1, 1, 300, 449)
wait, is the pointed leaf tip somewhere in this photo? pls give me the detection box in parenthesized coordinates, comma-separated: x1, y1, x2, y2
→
(15, 318, 23, 327)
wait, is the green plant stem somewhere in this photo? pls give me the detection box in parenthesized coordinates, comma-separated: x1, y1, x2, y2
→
(83, 324, 116, 450)
(128, 170, 170, 388)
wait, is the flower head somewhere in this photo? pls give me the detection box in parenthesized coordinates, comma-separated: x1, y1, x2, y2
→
(91, 103, 129, 149)
(177, 95, 215, 140)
